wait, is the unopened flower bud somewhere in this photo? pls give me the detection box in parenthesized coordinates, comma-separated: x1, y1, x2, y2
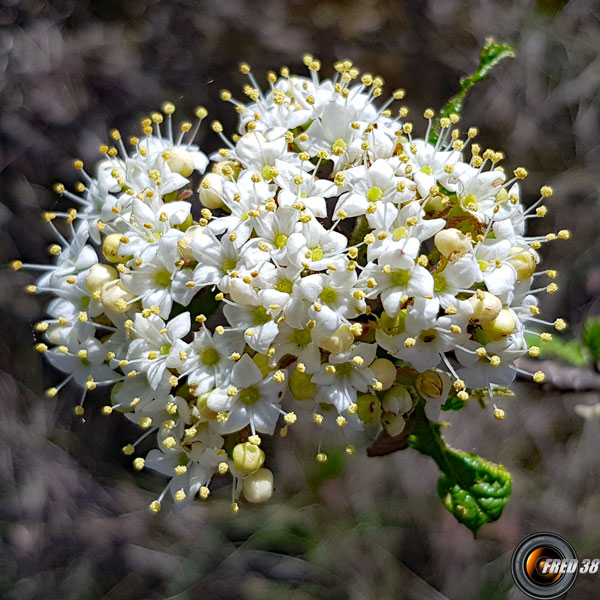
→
(356, 393, 382, 425)
(85, 263, 118, 295)
(212, 160, 241, 179)
(434, 228, 472, 259)
(195, 392, 218, 419)
(100, 280, 134, 313)
(198, 172, 225, 209)
(233, 441, 265, 474)
(382, 384, 413, 414)
(369, 358, 397, 390)
(318, 324, 354, 354)
(481, 309, 516, 341)
(469, 291, 502, 324)
(102, 233, 131, 263)
(508, 247, 537, 281)
(381, 412, 406, 437)
(416, 370, 447, 400)
(165, 148, 194, 177)
(288, 370, 316, 400)
(242, 467, 274, 503)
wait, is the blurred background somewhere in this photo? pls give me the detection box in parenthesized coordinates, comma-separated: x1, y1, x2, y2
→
(2, 0, 600, 598)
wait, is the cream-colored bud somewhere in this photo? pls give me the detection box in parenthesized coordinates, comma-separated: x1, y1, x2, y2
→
(469, 291, 502, 324)
(85, 263, 118, 295)
(242, 467, 274, 503)
(100, 280, 134, 313)
(481, 309, 517, 341)
(238, 130, 267, 149)
(212, 160, 241, 179)
(369, 358, 397, 390)
(381, 412, 406, 437)
(382, 385, 413, 414)
(318, 324, 354, 354)
(102, 233, 131, 263)
(434, 228, 472, 259)
(165, 148, 194, 177)
(198, 172, 225, 209)
(232, 442, 265, 474)
(179, 225, 204, 260)
(44, 324, 65, 346)
(508, 247, 537, 281)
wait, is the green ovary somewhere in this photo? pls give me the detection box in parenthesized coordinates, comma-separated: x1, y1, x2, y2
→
(274, 233, 288, 249)
(155, 269, 172, 287)
(433, 274, 447, 293)
(239, 386, 260, 405)
(202, 348, 219, 366)
(367, 186, 384, 202)
(223, 258, 237, 272)
(160, 343, 172, 355)
(320, 286, 338, 303)
(275, 279, 293, 294)
(420, 165, 432, 175)
(419, 329, 438, 343)
(262, 164, 277, 180)
(310, 245, 323, 261)
(335, 362, 353, 377)
(331, 138, 347, 154)
(462, 194, 478, 210)
(391, 269, 411, 287)
(253, 306, 272, 325)
(379, 310, 407, 336)
(392, 226, 408, 241)
(292, 329, 311, 347)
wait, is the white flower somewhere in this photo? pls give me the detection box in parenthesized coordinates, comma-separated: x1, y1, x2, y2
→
(127, 312, 191, 389)
(207, 354, 285, 435)
(180, 327, 244, 395)
(311, 343, 377, 412)
(121, 231, 190, 318)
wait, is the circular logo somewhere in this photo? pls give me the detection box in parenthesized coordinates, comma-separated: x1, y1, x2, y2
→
(511, 533, 578, 599)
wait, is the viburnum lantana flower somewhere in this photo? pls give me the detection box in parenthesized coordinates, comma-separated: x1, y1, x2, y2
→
(14, 52, 568, 530)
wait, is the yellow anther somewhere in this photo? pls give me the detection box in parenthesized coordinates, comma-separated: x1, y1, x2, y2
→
(162, 436, 176, 449)
(493, 408, 505, 420)
(453, 379, 465, 391)
(554, 318, 567, 331)
(284, 412, 297, 425)
(533, 370, 546, 383)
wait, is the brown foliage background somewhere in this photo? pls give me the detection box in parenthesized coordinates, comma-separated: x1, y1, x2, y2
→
(1, 0, 600, 598)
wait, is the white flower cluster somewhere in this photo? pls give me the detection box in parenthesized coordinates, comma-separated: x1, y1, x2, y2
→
(16, 56, 569, 512)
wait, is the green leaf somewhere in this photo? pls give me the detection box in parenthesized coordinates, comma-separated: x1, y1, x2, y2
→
(408, 400, 512, 535)
(583, 317, 600, 364)
(429, 38, 515, 144)
(525, 331, 588, 367)
(441, 395, 465, 411)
